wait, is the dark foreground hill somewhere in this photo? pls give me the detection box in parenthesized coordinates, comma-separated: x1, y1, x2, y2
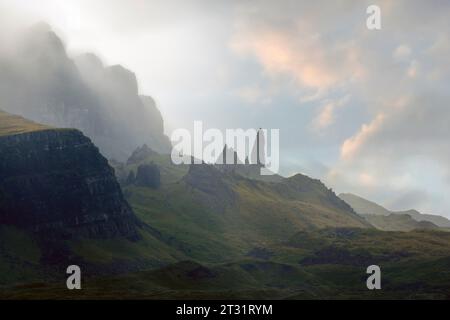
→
(4, 228, 450, 299)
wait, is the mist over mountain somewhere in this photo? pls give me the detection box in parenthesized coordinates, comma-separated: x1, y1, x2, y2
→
(1, 9, 450, 300)
(0, 22, 171, 161)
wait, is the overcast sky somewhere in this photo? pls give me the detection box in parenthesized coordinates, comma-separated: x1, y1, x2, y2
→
(1, 0, 450, 217)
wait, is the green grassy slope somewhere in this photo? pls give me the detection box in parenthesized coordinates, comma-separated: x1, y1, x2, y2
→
(0, 110, 51, 136)
(0, 226, 44, 286)
(339, 193, 391, 216)
(361, 214, 439, 231)
(340, 192, 450, 229)
(114, 151, 369, 264)
(2, 116, 450, 299)
(4, 228, 450, 299)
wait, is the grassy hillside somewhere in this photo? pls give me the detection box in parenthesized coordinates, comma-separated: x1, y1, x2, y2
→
(0, 224, 189, 289)
(396, 209, 450, 228)
(340, 193, 450, 229)
(339, 193, 391, 216)
(362, 214, 439, 231)
(2, 117, 450, 299)
(0, 226, 44, 286)
(0, 110, 51, 136)
(4, 228, 450, 299)
(113, 151, 369, 264)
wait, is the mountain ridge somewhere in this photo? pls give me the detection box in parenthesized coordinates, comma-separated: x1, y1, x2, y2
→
(112, 147, 371, 264)
(339, 193, 450, 229)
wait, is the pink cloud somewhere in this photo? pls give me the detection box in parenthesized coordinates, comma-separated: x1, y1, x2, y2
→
(341, 113, 385, 160)
(231, 30, 347, 91)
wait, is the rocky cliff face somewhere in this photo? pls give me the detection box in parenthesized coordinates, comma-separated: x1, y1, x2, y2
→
(0, 23, 171, 161)
(0, 127, 141, 240)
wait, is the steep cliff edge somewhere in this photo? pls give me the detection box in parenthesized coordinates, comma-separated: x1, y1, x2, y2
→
(0, 111, 140, 240)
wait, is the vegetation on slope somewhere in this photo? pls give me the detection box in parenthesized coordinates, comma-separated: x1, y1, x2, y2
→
(112, 149, 369, 264)
(0, 110, 51, 137)
(4, 228, 450, 299)
(340, 192, 450, 229)
(2, 127, 450, 299)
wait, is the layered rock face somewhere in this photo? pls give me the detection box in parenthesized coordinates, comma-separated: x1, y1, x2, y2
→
(0, 127, 141, 240)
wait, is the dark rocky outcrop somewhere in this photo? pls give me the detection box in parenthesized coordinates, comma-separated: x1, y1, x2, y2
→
(126, 170, 136, 185)
(126, 144, 158, 166)
(135, 164, 161, 189)
(0, 126, 141, 240)
(213, 144, 283, 183)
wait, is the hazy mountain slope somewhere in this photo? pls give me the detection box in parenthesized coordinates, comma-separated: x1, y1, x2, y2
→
(339, 193, 391, 216)
(113, 149, 370, 264)
(395, 209, 450, 228)
(0, 23, 171, 161)
(361, 214, 439, 232)
(339, 193, 450, 228)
